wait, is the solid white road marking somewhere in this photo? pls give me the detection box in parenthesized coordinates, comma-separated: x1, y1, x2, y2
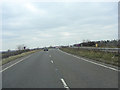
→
(51, 60, 53, 63)
(61, 78, 69, 89)
(0, 55, 31, 72)
(59, 49, 119, 72)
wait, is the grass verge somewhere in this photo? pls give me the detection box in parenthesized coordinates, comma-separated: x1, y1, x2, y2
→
(60, 48, 119, 67)
(1, 50, 40, 66)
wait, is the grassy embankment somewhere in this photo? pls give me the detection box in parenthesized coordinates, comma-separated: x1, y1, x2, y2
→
(1, 50, 40, 65)
(60, 48, 119, 66)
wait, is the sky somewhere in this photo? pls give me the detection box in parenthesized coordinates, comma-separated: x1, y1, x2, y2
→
(2, 1, 118, 51)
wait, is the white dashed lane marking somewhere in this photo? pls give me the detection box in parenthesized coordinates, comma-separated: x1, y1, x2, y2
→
(51, 60, 53, 63)
(61, 78, 69, 89)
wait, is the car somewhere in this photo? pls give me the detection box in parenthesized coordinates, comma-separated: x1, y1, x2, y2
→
(44, 48, 48, 51)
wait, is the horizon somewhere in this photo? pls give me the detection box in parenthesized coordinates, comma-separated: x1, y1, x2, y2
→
(2, 2, 118, 51)
(1, 39, 119, 52)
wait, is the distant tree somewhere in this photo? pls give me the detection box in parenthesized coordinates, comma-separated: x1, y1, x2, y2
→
(7, 49, 10, 52)
(24, 46, 26, 50)
(82, 39, 90, 43)
(107, 40, 110, 42)
(82, 39, 86, 43)
(17, 44, 26, 50)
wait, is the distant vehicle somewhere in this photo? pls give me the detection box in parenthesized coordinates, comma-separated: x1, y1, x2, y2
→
(44, 48, 48, 51)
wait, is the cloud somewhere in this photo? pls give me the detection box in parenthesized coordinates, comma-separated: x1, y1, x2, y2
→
(24, 3, 47, 15)
(102, 24, 117, 29)
(2, 2, 118, 50)
(61, 32, 71, 36)
(25, 3, 38, 12)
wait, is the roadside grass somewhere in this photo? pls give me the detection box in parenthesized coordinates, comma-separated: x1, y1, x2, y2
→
(60, 48, 119, 67)
(1, 50, 40, 66)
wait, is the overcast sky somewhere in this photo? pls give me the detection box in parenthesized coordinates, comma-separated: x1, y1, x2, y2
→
(2, 1, 118, 51)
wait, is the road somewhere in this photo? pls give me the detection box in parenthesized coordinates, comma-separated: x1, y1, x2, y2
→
(2, 49, 118, 88)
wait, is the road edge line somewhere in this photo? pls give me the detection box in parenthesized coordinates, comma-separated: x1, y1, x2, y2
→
(59, 49, 119, 72)
(0, 55, 31, 72)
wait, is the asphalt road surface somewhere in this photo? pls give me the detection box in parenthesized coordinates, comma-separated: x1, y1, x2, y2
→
(2, 49, 118, 88)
